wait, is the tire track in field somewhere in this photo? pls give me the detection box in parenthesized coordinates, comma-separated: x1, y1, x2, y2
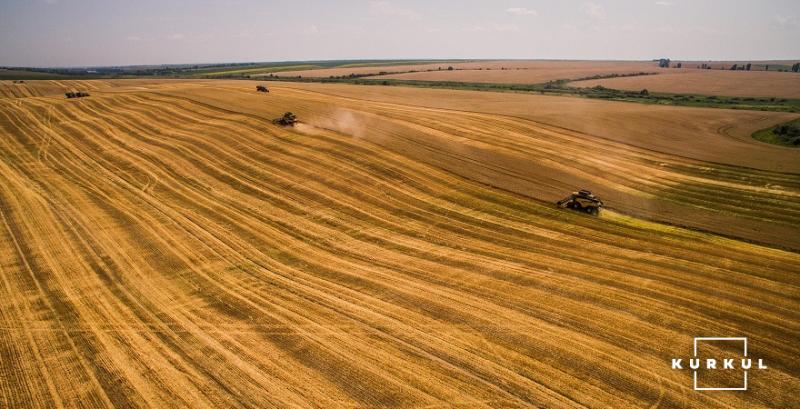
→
(0, 86, 798, 408)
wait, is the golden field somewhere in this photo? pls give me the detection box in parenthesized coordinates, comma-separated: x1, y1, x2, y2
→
(341, 60, 800, 99)
(0, 79, 798, 408)
(572, 69, 800, 98)
(275, 60, 658, 81)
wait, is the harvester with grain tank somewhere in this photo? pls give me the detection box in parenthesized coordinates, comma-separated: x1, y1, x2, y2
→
(256, 85, 269, 93)
(557, 190, 603, 215)
(272, 112, 297, 127)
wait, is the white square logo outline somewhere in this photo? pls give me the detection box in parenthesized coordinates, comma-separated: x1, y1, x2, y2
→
(693, 337, 748, 391)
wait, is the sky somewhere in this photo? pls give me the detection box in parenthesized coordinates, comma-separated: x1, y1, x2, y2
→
(1, 0, 798, 67)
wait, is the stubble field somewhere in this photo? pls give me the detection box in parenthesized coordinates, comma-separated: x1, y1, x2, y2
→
(0, 79, 798, 408)
(571, 69, 800, 98)
(275, 60, 658, 81)
(355, 61, 800, 99)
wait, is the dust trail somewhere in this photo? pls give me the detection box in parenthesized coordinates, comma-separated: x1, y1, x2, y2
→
(303, 108, 368, 139)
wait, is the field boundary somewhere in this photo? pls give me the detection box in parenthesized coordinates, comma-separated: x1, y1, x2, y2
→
(255, 75, 800, 112)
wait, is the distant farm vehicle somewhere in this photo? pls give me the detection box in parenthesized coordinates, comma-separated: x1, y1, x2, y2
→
(557, 190, 604, 215)
(12, 80, 25, 84)
(65, 91, 90, 99)
(256, 85, 269, 93)
(272, 112, 297, 127)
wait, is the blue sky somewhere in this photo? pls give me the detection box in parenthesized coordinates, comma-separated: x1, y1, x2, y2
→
(1, 0, 798, 67)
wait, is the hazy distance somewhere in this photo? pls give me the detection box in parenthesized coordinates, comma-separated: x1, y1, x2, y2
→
(1, 0, 798, 67)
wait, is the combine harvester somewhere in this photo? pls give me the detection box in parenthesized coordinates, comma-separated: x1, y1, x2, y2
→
(65, 91, 90, 99)
(557, 190, 604, 215)
(272, 112, 298, 127)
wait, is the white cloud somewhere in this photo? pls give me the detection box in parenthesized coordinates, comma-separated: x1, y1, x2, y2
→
(233, 30, 253, 39)
(653, 25, 676, 33)
(126, 36, 142, 41)
(582, 2, 606, 19)
(468, 23, 520, 33)
(369, 1, 420, 20)
(168, 33, 184, 40)
(655, 1, 674, 6)
(304, 25, 319, 34)
(610, 24, 637, 31)
(506, 7, 538, 16)
(774, 14, 799, 27)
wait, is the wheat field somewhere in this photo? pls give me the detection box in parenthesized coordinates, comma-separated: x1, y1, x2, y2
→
(0, 80, 798, 408)
(571, 69, 800, 98)
(274, 60, 658, 81)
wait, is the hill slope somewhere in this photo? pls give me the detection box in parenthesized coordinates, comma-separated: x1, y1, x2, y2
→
(0, 81, 798, 408)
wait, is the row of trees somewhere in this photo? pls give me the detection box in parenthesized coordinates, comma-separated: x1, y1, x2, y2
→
(773, 123, 800, 146)
(661, 58, 800, 72)
(729, 63, 752, 71)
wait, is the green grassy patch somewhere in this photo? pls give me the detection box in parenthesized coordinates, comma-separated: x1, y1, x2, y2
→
(752, 118, 800, 147)
(335, 60, 467, 68)
(258, 76, 800, 113)
(199, 64, 321, 77)
(0, 69, 70, 80)
(0, 59, 481, 81)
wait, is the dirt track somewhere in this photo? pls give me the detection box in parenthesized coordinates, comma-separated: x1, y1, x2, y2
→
(0, 80, 798, 408)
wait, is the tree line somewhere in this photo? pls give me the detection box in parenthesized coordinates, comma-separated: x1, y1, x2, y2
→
(657, 58, 799, 72)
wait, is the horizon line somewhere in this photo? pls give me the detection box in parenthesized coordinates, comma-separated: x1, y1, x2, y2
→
(4, 57, 800, 70)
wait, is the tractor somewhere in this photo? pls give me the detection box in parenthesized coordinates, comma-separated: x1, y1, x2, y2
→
(256, 85, 269, 93)
(556, 189, 603, 215)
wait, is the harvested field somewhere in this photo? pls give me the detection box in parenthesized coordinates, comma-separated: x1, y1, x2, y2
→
(275, 60, 658, 81)
(670, 61, 798, 71)
(572, 69, 800, 98)
(367, 62, 659, 84)
(0, 79, 189, 99)
(0, 80, 798, 408)
(272, 82, 800, 172)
